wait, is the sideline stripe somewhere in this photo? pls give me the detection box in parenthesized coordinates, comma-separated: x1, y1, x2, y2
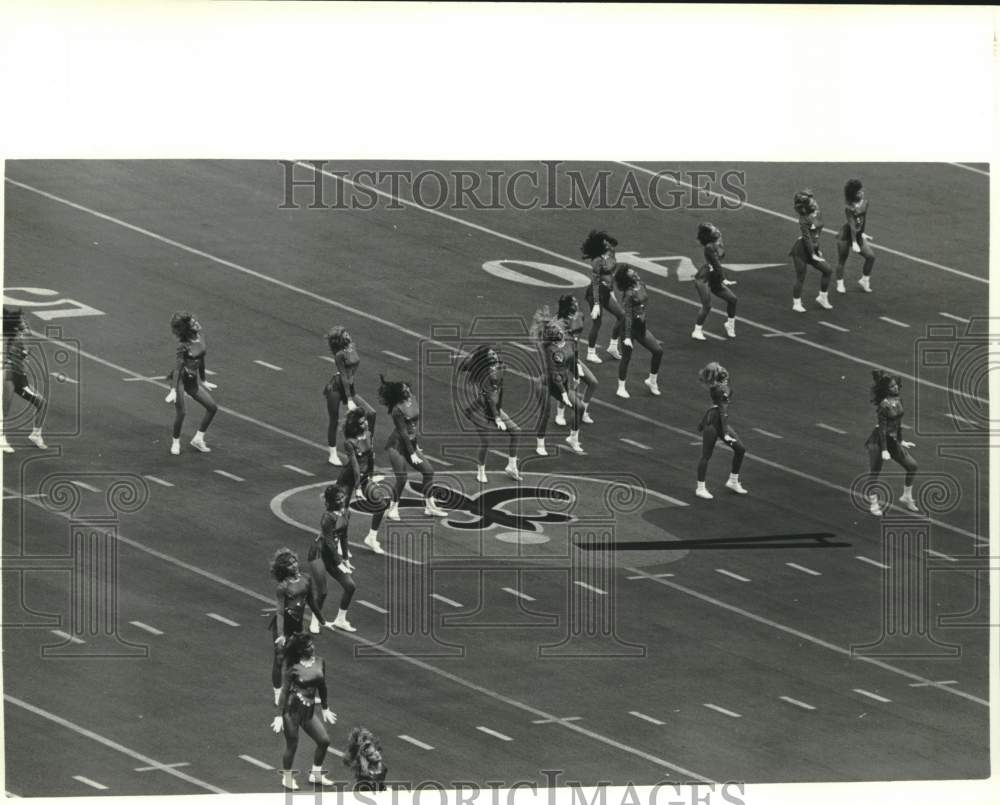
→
(7, 175, 986, 410)
(816, 423, 848, 435)
(622, 566, 988, 707)
(879, 316, 910, 329)
(819, 322, 849, 333)
(629, 711, 665, 726)
(939, 312, 970, 323)
(752, 428, 783, 439)
(779, 696, 816, 711)
(129, 621, 163, 636)
(949, 162, 989, 176)
(72, 777, 107, 791)
(715, 569, 750, 583)
(206, 613, 240, 627)
(142, 475, 173, 487)
(4, 694, 227, 793)
(476, 726, 513, 742)
(617, 162, 987, 285)
(398, 735, 434, 751)
(785, 563, 821, 577)
(357, 599, 389, 614)
(238, 755, 273, 771)
(703, 703, 742, 718)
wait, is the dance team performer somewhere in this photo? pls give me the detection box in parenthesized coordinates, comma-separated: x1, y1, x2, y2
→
(865, 370, 919, 515)
(532, 310, 586, 456)
(268, 548, 325, 706)
(695, 362, 748, 499)
(324, 326, 377, 466)
(1, 306, 46, 452)
(613, 264, 662, 399)
(168, 312, 218, 455)
(555, 294, 597, 425)
(691, 223, 738, 341)
(789, 190, 834, 312)
(835, 178, 875, 294)
(582, 229, 625, 364)
(458, 344, 522, 484)
(307, 485, 357, 633)
(338, 408, 388, 554)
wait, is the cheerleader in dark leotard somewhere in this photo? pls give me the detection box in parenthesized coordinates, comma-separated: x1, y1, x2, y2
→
(324, 326, 377, 466)
(2, 306, 46, 452)
(835, 178, 876, 294)
(555, 294, 597, 425)
(865, 371, 919, 515)
(695, 362, 748, 499)
(164, 328, 215, 404)
(459, 345, 523, 484)
(272, 634, 337, 790)
(532, 311, 586, 456)
(613, 265, 663, 399)
(789, 190, 834, 312)
(582, 230, 625, 364)
(339, 408, 389, 554)
(269, 548, 325, 705)
(343, 727, 388, 792)
(169, 312, 218, 455)
(307, 485, 358, 633)
(379, 376, 448, 518)
(691, 223, 739, 341)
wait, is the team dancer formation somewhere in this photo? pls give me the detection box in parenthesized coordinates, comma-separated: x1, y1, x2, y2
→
(0, 178, 921, 790)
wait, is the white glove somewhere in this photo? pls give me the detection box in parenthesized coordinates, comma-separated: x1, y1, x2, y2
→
(410, 452, 422, 465)
(271, 716, 283, 734)
(354, 486, 365, 500)
(347, 399, 358, 412)
(576, 362, 584, 378)
(851, 241, 861, 253)
(590, 304, 600, 319)
(203, 381, 218, 391)
(274, 635, 286, 647)
(623, 338, 633, 349)
(338, 562, 352, 575)
(901, 441, 916, 449)
(723, 435, 735, 445)
(495, 418, 507, 432)
(722, 279, 736, 287)
(561, 392, 571, 407)
(322, 709, 337, 725)
(881, 450, 891, 461)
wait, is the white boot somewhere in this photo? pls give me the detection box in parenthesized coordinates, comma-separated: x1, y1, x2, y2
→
(535, 437, 548, 456)
(815, 291, 833, 310)
(644, 374, 660, 397)
(581, 404, 594, 424)
(898, 485, 919, 512)
(309, 611, 321, 634)
(565, 430, 584, 454)
(585, 347, 602, 364)
(836, 279, 846, 294)
(725, 474, 748, 495)
(363, 529, 384, 554)
(504, 458, 522, 481)
(309, 766, 334, 786)
(858, 275, 872, 293)
(28, 428, 46, 449)
(476, 464, 488, 484)
(170, 437, 181, 456)
(616, 380, 630, 399)
(190, 431, 211, 452)
(0, 434, 12, 453)
(868, 493, 883, 517)
(691, 325, 707, 341)
(386, 501, 400, 521)
(332, 609, 356, 632)
(723, 318, 736, 339)
(554, 405, 566, 426)
(695, 481, 713, 500)
(424, 496, 448, 517)
(281, 771, 299, 791)
(792, 298, 806, 313)
(607, 340, 622, 360)
(328, 446, 343, 466)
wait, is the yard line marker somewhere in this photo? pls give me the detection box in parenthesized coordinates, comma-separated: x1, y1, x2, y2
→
(2, 493, 47, 500)
(573, 581, 607, 595)
(619, 438, 652, 450)
(879, 316, 910, 329)
(50, 372, 78, 384)
(476, 726, 513, 741)
(925, 549, 957, 563)
(206, 613, 240, 627)
(69, 480, 100, 493)
(785, 563, 821, 577)
(617, 162, 986, 285)
(328, 748, 345, 758)
(853, 688, 892, 703)
(282, 464, 315, 477)
(939, 312, 970, 323)
(629, 711, 665, 726)
(135, 762, 190, 772)
(4, 694, 227, 793)
(816, 423, 848, 435)
(488, 449, 511, 460)
(50, 630, 84, 645)
(752, 428, 783, 439)
(381, 350, 412, 362)
(901, 423, 912, 430)
(253, 360, 283, 371)
(779, 696, 816, 711)
(501, 587, 536, 602)
(430, 593, 463, 608)
(142, 474, 173, 488)
(949, 162, 989, 176)
(532, 716, 582, 724)
(239, 755, 274, 771)
(703, 703, 742, 718)
(703, 330, 725, 341)
(909, 680, 958, 688)
(627, 573, 675, 580)
(819, 321, 849, 333)
(715, 569, 751, 583)
(72, 777, 107, 791)
(762, 331, 805, 338)
(319, 355, 338, 364)
(357, 599, 388, 614)
(945, 413, 978, 426)
(856, 556, 890, 570)
(129, 621, 163, 636)
(213, 470, 245, 482)
(398, 735, 435, 750)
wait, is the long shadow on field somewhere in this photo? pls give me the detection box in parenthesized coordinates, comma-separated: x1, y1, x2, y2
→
(574, 533, 849, 551)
